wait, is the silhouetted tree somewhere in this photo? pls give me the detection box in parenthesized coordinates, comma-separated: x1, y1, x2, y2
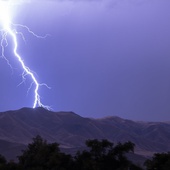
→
(144, 152, 170, 170)
(18, 135, 73, 170)
(74, 139, 141, 170)
(0, 154, 7, 169)
(86, 139, 113, 158)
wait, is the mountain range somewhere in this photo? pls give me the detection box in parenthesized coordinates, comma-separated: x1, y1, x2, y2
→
(0, 107, 170, 161)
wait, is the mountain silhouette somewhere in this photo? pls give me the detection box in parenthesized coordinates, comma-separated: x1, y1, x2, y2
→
(0, 107, 170, 161)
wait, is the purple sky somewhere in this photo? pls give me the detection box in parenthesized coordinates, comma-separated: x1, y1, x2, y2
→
(0, 0, 170, 121)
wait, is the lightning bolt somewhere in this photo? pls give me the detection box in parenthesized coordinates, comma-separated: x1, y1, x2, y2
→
(0, 0, 50, 109)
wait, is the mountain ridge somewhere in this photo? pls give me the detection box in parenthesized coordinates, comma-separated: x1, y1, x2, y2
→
(0, 107, 170, 161)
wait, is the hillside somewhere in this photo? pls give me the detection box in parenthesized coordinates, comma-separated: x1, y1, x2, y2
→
(0, 107, 170, 160)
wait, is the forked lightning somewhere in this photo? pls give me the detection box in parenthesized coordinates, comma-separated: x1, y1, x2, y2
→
(0, 0, 50, 109)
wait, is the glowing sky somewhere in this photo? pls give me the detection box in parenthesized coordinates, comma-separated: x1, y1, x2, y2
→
(0, 0, 170, 121)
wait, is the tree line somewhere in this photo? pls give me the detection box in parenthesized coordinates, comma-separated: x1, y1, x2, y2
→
(0, 135, 170, 170)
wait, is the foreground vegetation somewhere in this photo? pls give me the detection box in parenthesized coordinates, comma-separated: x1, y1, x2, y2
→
(0, 136, 170, 170)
